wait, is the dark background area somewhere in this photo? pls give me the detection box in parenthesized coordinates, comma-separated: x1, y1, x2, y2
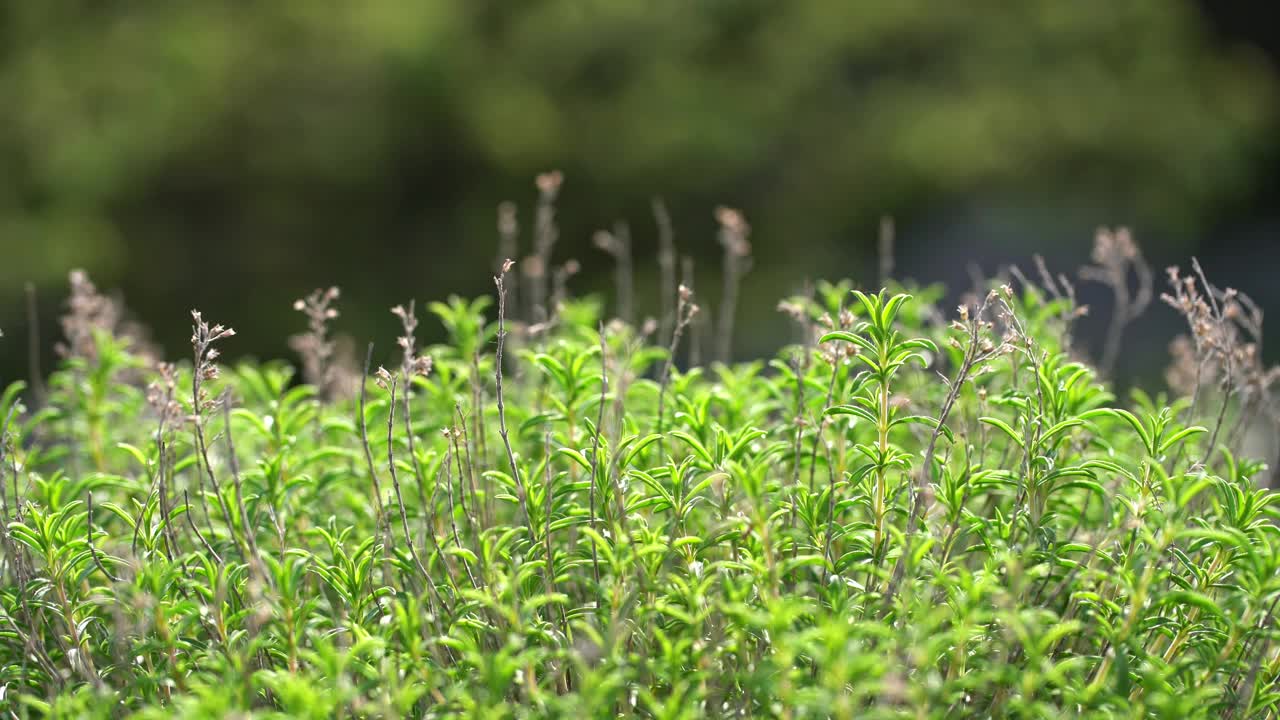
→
(1, 1, 1277, 387)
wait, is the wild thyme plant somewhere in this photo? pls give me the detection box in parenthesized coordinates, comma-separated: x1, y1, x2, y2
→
(1, 232, 1279, 719)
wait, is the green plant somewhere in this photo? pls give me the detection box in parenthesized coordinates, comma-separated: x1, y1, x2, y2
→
(1, 243, 1279, 718)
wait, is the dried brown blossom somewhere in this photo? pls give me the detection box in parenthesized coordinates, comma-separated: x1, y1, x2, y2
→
(145, 362, 183, 429)
(715, 206, 753, 363)
(1080, 227, 1152, 374)
(56, 269, 156, 365)
(391, 301, 434, 380)
(535, 170, 564, 199)
(1162, 261, 1279, 461)
(290, 287, 345, 401)
(190, 310, 235, 414)
(58, 270, 120, 361)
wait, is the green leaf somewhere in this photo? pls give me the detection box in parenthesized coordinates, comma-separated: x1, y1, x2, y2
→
(979, 416, 1025, 449)
(1157, 426, 1208, 455)
(1153, 590, 1225, 621)
(669, 431, 715, 467)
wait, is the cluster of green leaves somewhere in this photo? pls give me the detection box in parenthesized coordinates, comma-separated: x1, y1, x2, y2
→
(2, 278, 1279, 719)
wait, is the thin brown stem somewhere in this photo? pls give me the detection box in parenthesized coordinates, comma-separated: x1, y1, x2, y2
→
(588, 323, 608, 589)
(494, 260, 532, 530)
(386, 377, 446, 612)
(358, 343, 394, 581)
(86, 491, 119, 582)
(654, 198, 676, 347)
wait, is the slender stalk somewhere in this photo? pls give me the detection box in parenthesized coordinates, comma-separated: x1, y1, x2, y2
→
(542, 431, 569, 641)
(882, 294, 998, 612)
(714, 208, 750, 364)
(441, 434, 477, 589)
(221, 392, 260, 567)
(182, 489, 222, 565)
(653, 198, 676, 347)
(453, 403, 481, 532)
(470, 351, 490, 522)
(494, 260, 531, 529)
(878, 216, 895, 289)
(587, 324, 608, 588)
(358, 343, 394, 581)
(386, 376, 447, 612)
(190, 312, 237, 551)
(656, 286, 699, 454)
(86, 491, 119, 582)
(787, 351, 806, 558)
(682, 256, 701, 367)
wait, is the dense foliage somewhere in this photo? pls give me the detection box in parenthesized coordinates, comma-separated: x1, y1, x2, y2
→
(2, 261, 1280, 718)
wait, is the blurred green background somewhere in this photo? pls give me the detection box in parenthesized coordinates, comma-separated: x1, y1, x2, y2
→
(2, 1, 1278, 383)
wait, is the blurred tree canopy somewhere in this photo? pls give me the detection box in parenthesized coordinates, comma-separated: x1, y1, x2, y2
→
(1, 0, 1276, 373)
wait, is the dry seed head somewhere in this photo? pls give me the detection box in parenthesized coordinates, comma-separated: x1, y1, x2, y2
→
(715, 206, 752, 258)
(777, 300, 807, 323)
(522, 255, 545, 279)
(290, 289, 346, 401)
(409, 356, 433, 377)
(390, 304, 418, 334)
(593, 230, 622, 255)
(714, 206, 748, 235)
(498, 201, 518, 235)
(535, 170, 564, 197)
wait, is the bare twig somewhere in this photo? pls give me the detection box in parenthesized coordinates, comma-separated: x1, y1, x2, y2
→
(588, 323, 609, 588)
(1080, 227, 1152, 375)
(527, 171, 564, 324)
(189, 311, 237, 548)
(86, 492, 119, 582)
(384, 375, 446, 611)
(654, 198, 677, 347)
(290, 286, 345, 402)
(454, 403, 481, 533)
(221, 391, 260, 568)
(878, 216, 895, 289)
(358, 343, 394, 580)
(594, 223, 634, 326)
(714, 207, 751, 364)
(182, 489, 222, 565)
(882, 291, 1005, 612)
(494, 260, 532, 529)
(657, 285, 701, 452)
